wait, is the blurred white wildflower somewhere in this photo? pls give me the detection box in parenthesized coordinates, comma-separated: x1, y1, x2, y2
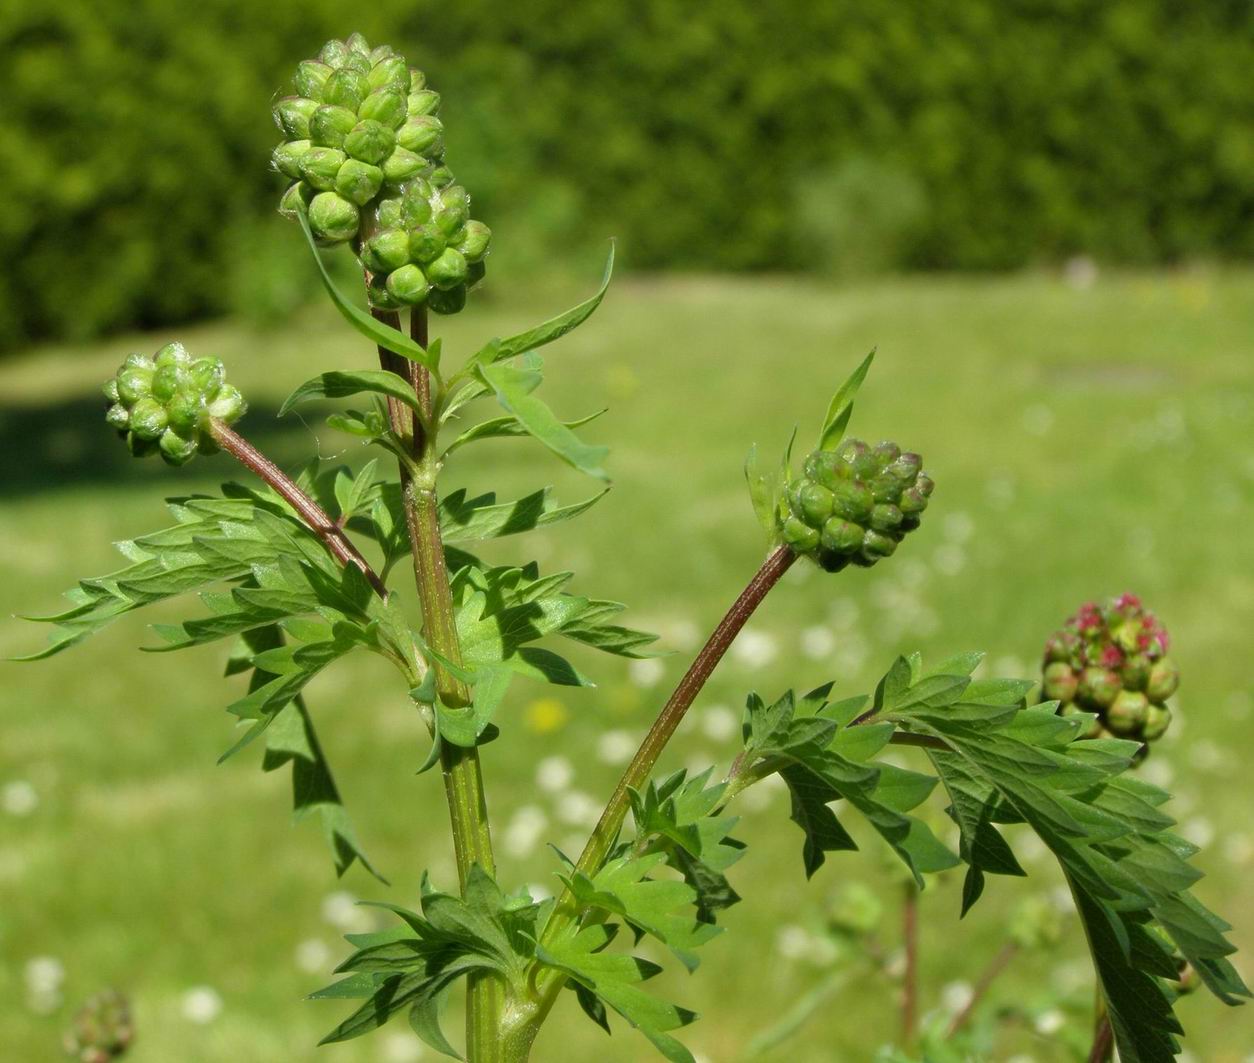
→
(1034, 1009, 1066, 1035)
(556, 791, 601, 829)
(732, 628, 778, 669)
(629, 658, 665, 688)
(294, 938, 331, 975)
(1222, 833, 1253, 866)
(1063, 255, 1098, 289)
(321, 891, 372, 934)
(774, 925, 813, 961)
(940, 981, 974, 1014)
(596, 730, 637, 766)
(992, 655, 1026, 680)
(986, 473, 1016, 510)
(932, 544, 967, 577)
(3, 780, 38, 817)
(25, 955, 65, 1014)
(943, 511, 975, 543)
(801, 625, 836, 660)
(181, 986, 223, 1024)
(1180, 816, 1215, 848)
(1140, 757, 1175, 788)
(535, 755, 574, 793)
(382, 1032, 425, 1062)
(503, 805, 549, 859)
(700, 705, 738, 742)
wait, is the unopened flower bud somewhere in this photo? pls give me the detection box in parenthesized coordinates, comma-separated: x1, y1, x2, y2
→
(1042, 661, 1079, 703)
(307, 192, 360, 242)
(1121, 653, 1151, 691)
(335, 159, 384, 205)
(294, 59, 333, 100)
(309, 104, 358, 149)
(408, 89, 441, 115)
(1146, 659, 1179, 702)
(1077, 667, 1121, 709)
(408, 223, 446, 264)
(273, 96, 319, 139)
(456, 220, 491, 262)
(368, 55, 409, 92)
(359, 87, 407, 129)
(299, 147, 348, 192)
(1141, 703, 1171, 741)
(344, 119, 395, 165)
(385, 264, 431, 305)
(322, 67, 368, 110)
(362, 228, 411, 274)
(278, 181, 313, 219)
(159, 428, 197, 466)
(1106, 690, 1149, 735)
(428, 283, 467, 315)
(376, 197, 404, 229)
(397, 115, 444, 155)
(272, 139, 312, 178)
(381, 147, 426, 186)
(128, 398, 168, 440)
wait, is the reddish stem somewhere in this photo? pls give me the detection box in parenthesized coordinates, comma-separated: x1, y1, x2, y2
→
(208, 419, 387, 597)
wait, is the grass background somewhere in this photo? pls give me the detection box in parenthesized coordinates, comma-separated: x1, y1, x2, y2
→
(2, 264, 1252, 1060)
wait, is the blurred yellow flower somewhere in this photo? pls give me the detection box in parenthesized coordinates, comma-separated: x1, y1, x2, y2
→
(524, 697, 569, 734)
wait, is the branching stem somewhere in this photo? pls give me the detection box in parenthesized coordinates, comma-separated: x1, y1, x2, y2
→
(946, 941, 1018, 1039)
(208, 419, 387, 597)
(519, 545, 797, 1044)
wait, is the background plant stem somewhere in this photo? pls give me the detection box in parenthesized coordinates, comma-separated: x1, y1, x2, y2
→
(946, 941, 1018, 1039)
(520, 545, 797, 1043)
(902, 881, 919, 1047)
(371, 305, 500, 1059)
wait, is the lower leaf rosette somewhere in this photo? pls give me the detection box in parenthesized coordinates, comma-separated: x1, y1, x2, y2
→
(1041, 593, 1177, 743)
(777, 438, 933, 572)
(103, 343, 246, 465)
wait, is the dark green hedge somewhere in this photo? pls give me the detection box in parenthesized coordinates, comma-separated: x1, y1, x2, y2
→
(2, 0, 1250, 346)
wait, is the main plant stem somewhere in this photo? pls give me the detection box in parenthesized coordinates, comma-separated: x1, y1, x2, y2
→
(516, 545, 797, 1048)
(373, 306, 500, 1060)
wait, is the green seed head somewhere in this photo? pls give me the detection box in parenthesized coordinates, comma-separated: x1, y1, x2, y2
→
(397, 115, 444, 156)
(363, 228, 412, 274)
(273, 96, 319, 139)
(781, 438, 931, 572)
(1141, 703, 1172, 741)
(1106, 689, 1149, 735)
(272, 139, 312, 178)
(456, 220, 492, 263)
(408, 89, 441, 116)
(426, 247, 469, 290)
(322, 67, 368, 111)
(359, 87, 407, 129)
(344, 119, 395, 165)
(428, 283, 467, 315)
(408, 223, 446, 264)
(1146, 658, 1179, 701)
(299, 147, 348, 192)
(381, 146, 427, 186)
(1042, 661, 1079, 704)
(105, 344, 245, 465)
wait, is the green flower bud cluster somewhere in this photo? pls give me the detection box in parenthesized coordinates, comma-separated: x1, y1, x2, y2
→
(62, 989, 133, 1063)
(103, 343, 245, 465)
(360, 176, 491, 315)
(272, 33, 491, 315)
(1041, 593, 1177, 743)
(778, 439, 933, 572)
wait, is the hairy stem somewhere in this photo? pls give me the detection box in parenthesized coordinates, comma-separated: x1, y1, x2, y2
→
(208, 420, 387, 597)
(946, 941, 1018, 1039)
(520, 545, 798, 1043)
(371, 306, 499, 1060)
(902, 882, 919, 1047)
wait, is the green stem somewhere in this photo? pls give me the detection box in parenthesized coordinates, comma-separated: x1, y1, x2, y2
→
(372, 305, 500, 1060)
(519, 545, 797, 1047)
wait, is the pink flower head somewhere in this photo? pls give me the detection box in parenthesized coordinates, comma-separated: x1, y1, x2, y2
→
(1114, 592, 1141, 611)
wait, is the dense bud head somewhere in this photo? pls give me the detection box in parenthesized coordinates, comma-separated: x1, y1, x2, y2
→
(779, 438, 932, 572)
(1041, 594, 1177, 744)
(62, 989, 133, 1062)
(273, 35, 490, 311)
(104, 345, 245, 466)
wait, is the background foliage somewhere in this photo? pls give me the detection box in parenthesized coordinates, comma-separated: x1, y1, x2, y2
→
(2, 0, 1251, 347)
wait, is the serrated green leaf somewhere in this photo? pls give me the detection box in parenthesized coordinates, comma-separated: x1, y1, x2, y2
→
(439, 487, 607, 544)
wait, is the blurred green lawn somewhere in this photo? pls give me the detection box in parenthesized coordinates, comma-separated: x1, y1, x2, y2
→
(2, 266, 1252, 1061)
